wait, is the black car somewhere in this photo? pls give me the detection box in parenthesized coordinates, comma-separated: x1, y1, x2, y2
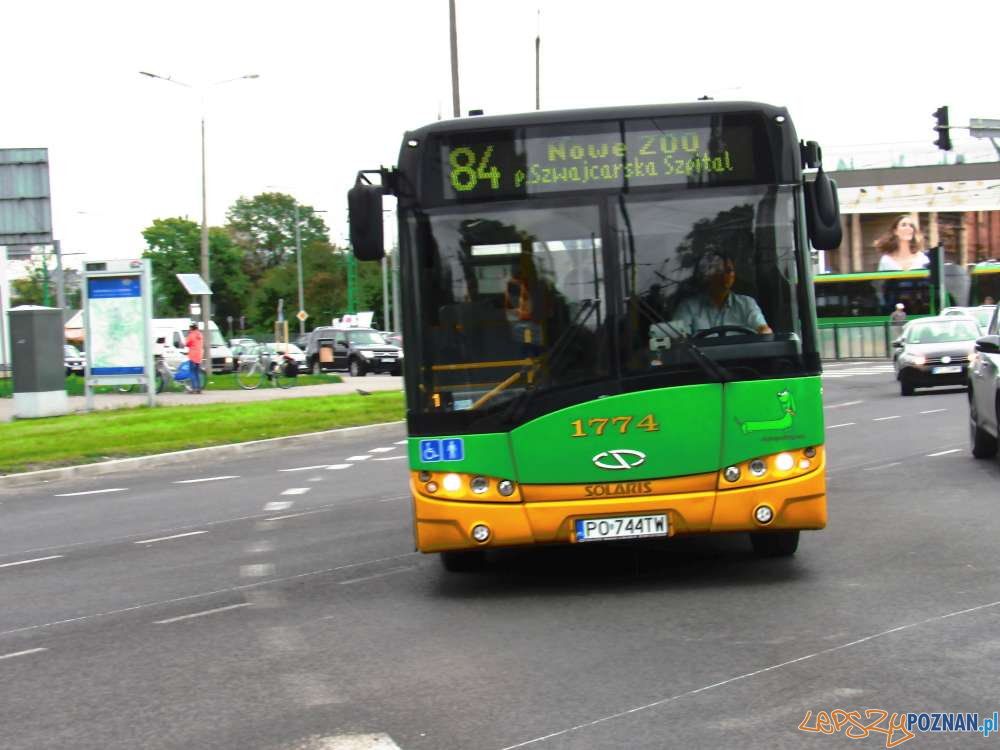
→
(304, 326, 403, 376)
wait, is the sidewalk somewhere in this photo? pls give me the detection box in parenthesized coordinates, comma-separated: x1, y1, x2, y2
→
(0, 375, 403, 422)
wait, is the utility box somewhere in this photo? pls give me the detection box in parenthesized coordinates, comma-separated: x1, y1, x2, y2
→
(9, 305, 68, 418)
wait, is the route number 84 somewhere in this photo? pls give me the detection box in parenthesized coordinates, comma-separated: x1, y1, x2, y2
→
(571, 414, 660, 437)
(449, 146, 501, 192)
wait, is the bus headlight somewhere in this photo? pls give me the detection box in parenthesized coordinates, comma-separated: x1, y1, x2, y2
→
(412, 472, 521, 503)
(719, 446, 822, 489)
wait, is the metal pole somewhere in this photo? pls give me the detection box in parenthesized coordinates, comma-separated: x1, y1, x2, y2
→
(535, 10, 541, 110)
(391, 242, 401, 333)
(381, 255, 390, 330)
(0, 246, 9, 377)
(54, 240, 66, 312)
(347, 251, 355, 313)
(41, 248, 51, 306)
(295, 204, 305, 335)
(200, 112, 212, 375)
(449, 0, 460, 118)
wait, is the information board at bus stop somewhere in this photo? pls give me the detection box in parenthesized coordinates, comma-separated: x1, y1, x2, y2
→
(82, 259, 155, 409)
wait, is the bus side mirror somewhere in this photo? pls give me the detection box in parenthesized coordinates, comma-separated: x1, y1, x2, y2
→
(804, 168, 842, 251)
(348, 175, 385, 262)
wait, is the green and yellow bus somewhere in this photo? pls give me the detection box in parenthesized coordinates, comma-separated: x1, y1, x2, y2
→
(814, 261, 999, 327)
(350, 101, 842, 570)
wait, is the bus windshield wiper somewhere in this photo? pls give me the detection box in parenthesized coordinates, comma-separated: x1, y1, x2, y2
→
(634, 295, 730, 384)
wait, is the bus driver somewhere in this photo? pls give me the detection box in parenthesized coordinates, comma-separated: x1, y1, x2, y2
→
(672, 251, 772, 336)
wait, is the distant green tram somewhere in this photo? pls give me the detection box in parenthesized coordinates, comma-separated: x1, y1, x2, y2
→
(349, 101, 843, 570)
(814, 262, 1000, 327)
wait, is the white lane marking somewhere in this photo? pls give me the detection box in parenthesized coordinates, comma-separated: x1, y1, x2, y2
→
(374, 455, 408, 461)
(872, 415, 901, 422)
(326, 464, 352, 470)
(307, 477, 323, 483)
(264, 501, 294, 512)
(154, 602, 250, 625)
(0, 551, 419, 639)
(279, 465, 331, 472)
(0, 555, 63, 570)
(928, 449, 961, 457)
(0, 648, 48, 661)
(265, 512, 311, 521)
(920, 409, 948, 414)
(369, 447, 396, 453)
(338, 566, 417, 585)
(827, 422, 856, 429)
(134, 531, 208, 545)
(863, 462, 901, 471)
(498, 599, 1000, 750)
(306, 735, 402, 749)
(241, 563, 275, 578)
(172, 475, 238, 484)
(281, 487, 310, 496)
(395, 440, 408, 445)
(54, 488, 128, 497)
(346, 455, 372, 461)
(824, 400, 864, 409)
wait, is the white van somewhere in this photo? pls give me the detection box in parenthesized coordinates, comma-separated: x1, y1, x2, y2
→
(152, 318, 235, 373)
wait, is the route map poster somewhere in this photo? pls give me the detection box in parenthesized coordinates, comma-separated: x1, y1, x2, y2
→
(87, 276, 144, 374)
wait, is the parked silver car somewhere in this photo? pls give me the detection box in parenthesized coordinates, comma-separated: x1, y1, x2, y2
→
(941, 305, 996, 334)
(893, 316, 979, 396)
(969, 306, 1000, 458)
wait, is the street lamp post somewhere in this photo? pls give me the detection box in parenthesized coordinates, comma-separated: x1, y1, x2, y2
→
(139, 70, 258, 373)
(294, 204, 304, 336)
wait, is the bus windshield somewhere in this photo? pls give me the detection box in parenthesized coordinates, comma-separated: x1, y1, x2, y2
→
(408, 184, 808, 416)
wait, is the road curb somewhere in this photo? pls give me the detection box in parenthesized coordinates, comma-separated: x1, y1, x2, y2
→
(0, 420, 406, 489)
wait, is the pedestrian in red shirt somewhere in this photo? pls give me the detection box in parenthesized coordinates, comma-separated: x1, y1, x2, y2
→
(185, 323, 204, 394)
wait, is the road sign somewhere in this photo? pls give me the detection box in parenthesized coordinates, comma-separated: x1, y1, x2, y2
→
(296, 310, 308, 322)
(970, 118, 1000, 139)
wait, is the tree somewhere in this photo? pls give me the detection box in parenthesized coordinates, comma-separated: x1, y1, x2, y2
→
(226, 192, 330, 278)
(141, 217, 249, 323)
(247, 240, 352, 331)
(10, 256, 51, 306)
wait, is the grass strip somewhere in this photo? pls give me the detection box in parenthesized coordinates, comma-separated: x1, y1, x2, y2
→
(0, 391, 404, 475)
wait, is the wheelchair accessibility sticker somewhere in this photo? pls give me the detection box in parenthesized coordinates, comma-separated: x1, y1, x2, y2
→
(419, 438, 465, 463)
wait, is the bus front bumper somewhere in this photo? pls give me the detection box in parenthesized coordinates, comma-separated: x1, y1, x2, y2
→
(412, 459, 826, 553)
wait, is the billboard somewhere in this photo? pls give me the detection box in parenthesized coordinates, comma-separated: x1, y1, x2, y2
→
(0, 148, 52, 256)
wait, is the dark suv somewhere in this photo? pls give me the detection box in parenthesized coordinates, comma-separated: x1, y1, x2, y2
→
(304, 326, 403, 376)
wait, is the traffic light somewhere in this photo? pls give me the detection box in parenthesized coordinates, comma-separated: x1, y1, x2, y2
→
(933, 106, 952, 151)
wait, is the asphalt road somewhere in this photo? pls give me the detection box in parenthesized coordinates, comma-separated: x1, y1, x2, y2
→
(1, 362, 999, 750)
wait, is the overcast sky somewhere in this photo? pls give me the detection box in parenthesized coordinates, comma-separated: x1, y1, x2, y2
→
(3, 0, 998, 266)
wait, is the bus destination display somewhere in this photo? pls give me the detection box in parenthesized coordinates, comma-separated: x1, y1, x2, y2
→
(437, 120, 759, 201)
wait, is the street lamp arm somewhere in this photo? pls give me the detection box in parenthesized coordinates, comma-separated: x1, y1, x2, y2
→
(213, 74, 260, 85)
(138, 71, 193, 88)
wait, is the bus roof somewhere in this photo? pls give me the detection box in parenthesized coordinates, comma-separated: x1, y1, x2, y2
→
(403, 101, 792, 139)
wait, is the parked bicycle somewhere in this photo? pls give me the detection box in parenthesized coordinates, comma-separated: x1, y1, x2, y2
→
(117, 356, 203, 394)
(236, 349, 295, 390)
